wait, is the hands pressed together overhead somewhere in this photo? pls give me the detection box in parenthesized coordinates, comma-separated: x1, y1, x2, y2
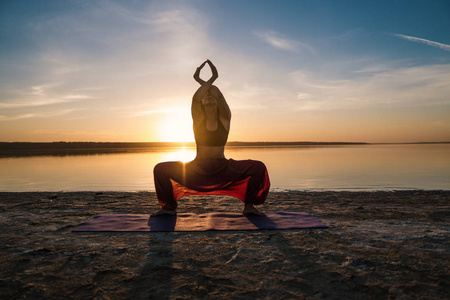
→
(194, 59, 218, 85)
(191, 58, 230, 124)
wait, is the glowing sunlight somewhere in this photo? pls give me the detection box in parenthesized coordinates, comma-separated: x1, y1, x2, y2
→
(162, 147, 196, 163)
(157, 110, 194, 143)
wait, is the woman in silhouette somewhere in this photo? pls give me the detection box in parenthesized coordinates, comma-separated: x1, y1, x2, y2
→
(153, 60, 270, 216)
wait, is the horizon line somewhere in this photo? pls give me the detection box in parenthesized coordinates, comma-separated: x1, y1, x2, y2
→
(1, 141, 449, 146)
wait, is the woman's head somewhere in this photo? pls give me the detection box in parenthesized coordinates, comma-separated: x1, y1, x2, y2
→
(201, 92, 218, 118)
(202, 85, 221, 105)
(201, 85, 222, 117)
(202, 92, 217, 107)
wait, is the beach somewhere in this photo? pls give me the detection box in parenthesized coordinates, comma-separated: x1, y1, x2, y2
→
(0, 190, 448, 299)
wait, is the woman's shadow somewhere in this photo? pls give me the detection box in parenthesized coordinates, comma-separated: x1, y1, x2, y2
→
(148, 212, 278, 231)
(147, 214, 177, 231)
(244, 213, 279, 230)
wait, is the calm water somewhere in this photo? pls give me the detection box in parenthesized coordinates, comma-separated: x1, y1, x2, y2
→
(0, 144, 449, 192)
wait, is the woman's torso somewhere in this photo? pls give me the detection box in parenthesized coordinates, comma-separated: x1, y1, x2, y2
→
(194, 115, 229, 159)
(195, 145, 225, 159)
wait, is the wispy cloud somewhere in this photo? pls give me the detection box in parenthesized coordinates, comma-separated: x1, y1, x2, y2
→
(62, 94, 95, 100)
(130, 109, 172, 117)
(392, 33, 450, 52)
(1, 99, 75, 109)
(0, 109, 77, 121)
(0, 85, 94, 108)
(0, 114, 35, 121)
(128, 105, 189, 117)
(353, 65, 392, 74)
(254, 30, 314, 54)
(0, 95, 93, 108)
(289, 64, 450, 111)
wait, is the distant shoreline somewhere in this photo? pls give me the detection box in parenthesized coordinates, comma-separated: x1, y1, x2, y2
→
(0, 141, 448, 157)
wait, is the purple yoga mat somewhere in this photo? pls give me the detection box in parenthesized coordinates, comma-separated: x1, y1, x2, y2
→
(73, 212, 328, 232)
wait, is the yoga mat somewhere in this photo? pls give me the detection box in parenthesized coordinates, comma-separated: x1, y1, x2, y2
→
(73, 212, 328, 232)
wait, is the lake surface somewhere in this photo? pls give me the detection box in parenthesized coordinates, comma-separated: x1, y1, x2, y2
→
(0, 144, 449, 192)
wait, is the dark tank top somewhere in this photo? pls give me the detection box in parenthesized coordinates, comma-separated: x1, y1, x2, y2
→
(194, 118, 229, 146)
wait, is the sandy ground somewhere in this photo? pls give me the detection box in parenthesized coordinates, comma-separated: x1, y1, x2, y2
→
(0, 191, 448, 299)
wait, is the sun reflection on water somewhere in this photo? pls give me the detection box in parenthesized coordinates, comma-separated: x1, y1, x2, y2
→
(161, 147, 196, 163)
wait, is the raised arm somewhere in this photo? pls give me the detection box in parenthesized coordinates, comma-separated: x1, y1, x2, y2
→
(193, 61, 207, 85)
(192, 60, 231, 130)
(209, 85, 231, 121)
(191, 60, 218, 125)
(192, 60, 218, 101)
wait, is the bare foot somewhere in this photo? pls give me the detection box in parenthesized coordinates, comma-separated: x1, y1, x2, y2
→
(243, 204, 266, 216)
(151, 208, 177, 216)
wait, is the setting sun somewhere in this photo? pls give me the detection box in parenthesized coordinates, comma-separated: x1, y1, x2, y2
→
(157, 109, 195, 143)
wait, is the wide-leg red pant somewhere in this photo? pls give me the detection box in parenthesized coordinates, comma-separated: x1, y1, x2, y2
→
(153, 158, 270, 210)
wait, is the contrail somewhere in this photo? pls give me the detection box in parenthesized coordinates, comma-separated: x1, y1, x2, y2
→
(393, 33, 450, 52)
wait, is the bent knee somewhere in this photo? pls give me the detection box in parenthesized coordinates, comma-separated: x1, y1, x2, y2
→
(153, 162, 173, 176)
(242, 160, 267, 175)
(153, 162, 164, 174)
(252, 160, 267, 171)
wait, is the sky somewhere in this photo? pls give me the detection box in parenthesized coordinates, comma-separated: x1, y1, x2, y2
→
(1, 0, 449, 143)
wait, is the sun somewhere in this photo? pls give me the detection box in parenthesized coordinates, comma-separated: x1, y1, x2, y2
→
(157, 110, 195, 142)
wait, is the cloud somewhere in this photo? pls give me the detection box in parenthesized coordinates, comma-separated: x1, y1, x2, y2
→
(0, 109, 77, 121)
(0, 2, 216, 128)
(0, 114, 35, 121)
(126, 99, 191, 117)
(392, 33, 450, 52)
(0, 98, 82, 108)
(62, 94, 95, 100)
(31, 85, 46, 96)
(0, 84, 94, 108)
(254, 30, 314, 54)
(0, 99, 73, 108)
(352, 65, 392, 74)
(129, 108, 178, 117)
(289, 64, 450, 111)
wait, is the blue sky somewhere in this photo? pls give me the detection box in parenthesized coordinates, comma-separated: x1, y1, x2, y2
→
(1, 0, 449, 142)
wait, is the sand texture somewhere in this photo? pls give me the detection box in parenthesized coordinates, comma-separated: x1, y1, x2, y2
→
(0, 191, 448, 299)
